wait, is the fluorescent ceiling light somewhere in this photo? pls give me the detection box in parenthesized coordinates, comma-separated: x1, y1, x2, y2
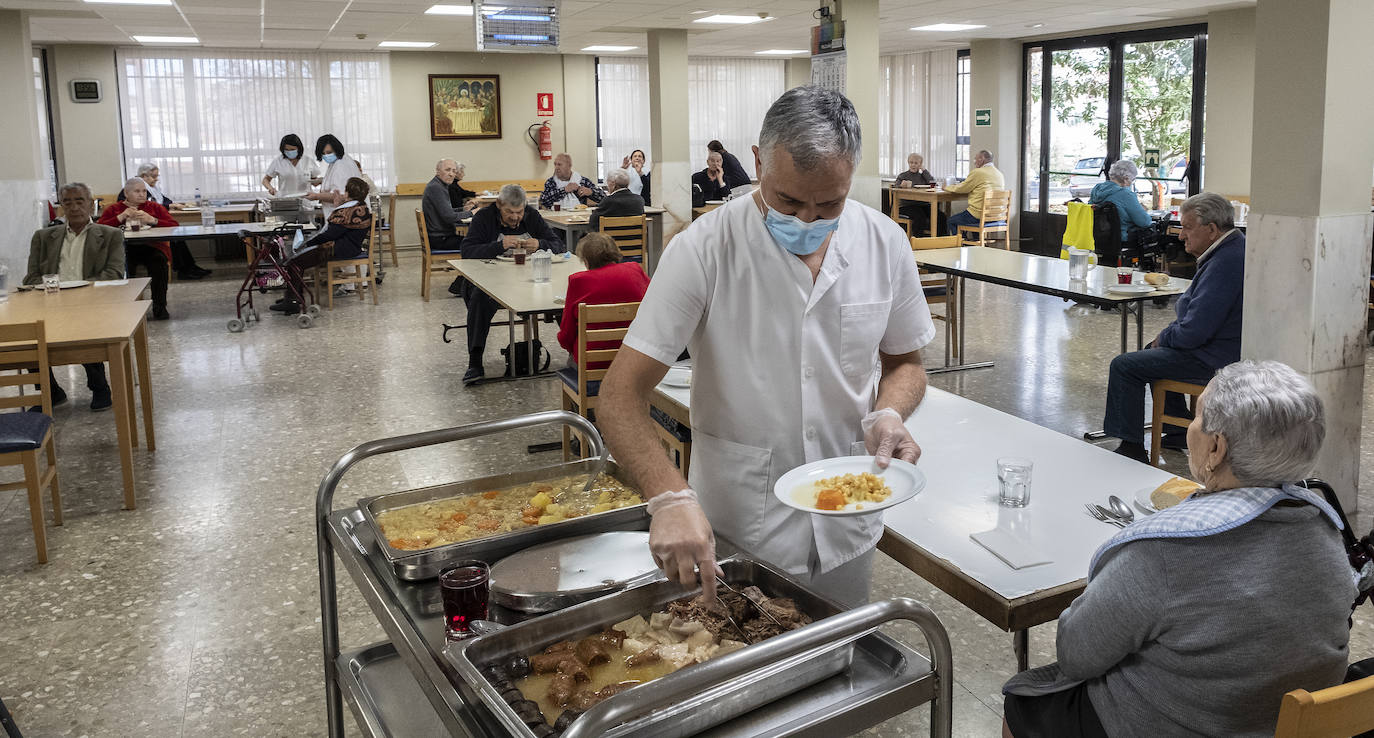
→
(133, 35, 199, 43)
(425, 4, 473, 15)
(693, 14, 771, 24)
(488, 12, 550, 21)
(756, 49, 806, 55)
(582, 45, 638, 52)
(910, 23, 986, 32)
(492, 33, 550, 41)
(379, 41, 437, 47)
(86, 0, 172, 5)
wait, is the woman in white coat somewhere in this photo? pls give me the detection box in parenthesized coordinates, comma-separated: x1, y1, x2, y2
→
(261, 133, 317, 196)
(307, 133, 364, 219)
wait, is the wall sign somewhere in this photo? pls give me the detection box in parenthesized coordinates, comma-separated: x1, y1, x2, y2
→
(974, 108, 992, 127)
(69, 79, 102, 103)
(537, 92, 554, 117)
(1143, 148, 1161, 168)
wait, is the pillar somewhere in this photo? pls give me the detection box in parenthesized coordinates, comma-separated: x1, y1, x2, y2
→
(1203, 8, 1256, 196)
(835, 0, 879, 208)
(648, 29, 690, 263)
(1245, 0, 1374, 508)
(968, 39, 1022, 241)
(560, 54, 598, 174)
(784, 57, 810, 90)
(48, 45, 123, 189)
(0, 10, 46, 278)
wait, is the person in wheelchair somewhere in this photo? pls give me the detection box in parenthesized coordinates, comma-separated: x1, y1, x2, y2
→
(1090, 160, 1157, 267)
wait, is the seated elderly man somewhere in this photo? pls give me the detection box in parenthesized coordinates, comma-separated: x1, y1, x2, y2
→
(424, 158, 468, 257)
(588, 168, 645, 231)
(1004, 360, 1354, 738)
(27, 183, 125, 410)
(893, 153, 944, 235)
(97, 177, 176, 320)
(455, 185, 565, 385)
(446, 160, 478, 212)
(1104, 192, 1244, 462)
(539, 153, 604, 211)
(691, 152, 732, 204)
(1089, 159, 1153, 242)
(945, 149, 1005, 236)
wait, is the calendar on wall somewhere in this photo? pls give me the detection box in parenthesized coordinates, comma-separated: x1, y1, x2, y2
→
(810, 51, 846, 94)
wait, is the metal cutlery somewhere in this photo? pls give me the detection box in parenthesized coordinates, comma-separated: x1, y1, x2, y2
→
(1084, 504, 1125, 528)
(1108, 495, 1137, 524)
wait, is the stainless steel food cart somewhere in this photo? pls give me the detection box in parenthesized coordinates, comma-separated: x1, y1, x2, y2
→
(316, 410, 955, 738)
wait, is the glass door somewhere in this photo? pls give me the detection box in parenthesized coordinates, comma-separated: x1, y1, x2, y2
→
(1118, 38, 1201, 210)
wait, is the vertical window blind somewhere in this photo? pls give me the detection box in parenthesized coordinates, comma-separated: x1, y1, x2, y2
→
(116, 48, 395, 198)
(879, 49, 958, 179)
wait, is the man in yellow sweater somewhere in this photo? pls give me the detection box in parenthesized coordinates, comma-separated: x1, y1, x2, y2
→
(945, 149, 1005, 236)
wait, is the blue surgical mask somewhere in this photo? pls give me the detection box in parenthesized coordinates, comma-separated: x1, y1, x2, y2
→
(322, 153, 338, 164)
(761, 193, 840, 256)
(285, 149, 299, 160)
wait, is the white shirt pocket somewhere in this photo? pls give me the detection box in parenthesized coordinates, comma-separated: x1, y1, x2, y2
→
(839, 300, 891, 377)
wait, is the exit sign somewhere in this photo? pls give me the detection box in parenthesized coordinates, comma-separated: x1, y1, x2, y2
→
(974, 108, 992, 127)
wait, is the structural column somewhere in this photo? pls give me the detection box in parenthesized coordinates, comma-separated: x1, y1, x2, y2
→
(968, 40, 1022, 243)
(647, 29, 690, 265)
(835, 0, 879, 208)
(0, 10, 46, 278)
(1245, 0, 1374, 508)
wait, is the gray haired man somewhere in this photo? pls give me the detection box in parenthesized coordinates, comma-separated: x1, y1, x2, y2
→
(589, 167, 645, 231)
(598, 85, 935, 606)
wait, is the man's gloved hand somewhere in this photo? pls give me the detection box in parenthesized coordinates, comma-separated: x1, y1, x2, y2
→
(861, 407, 921, 467)
(647, 489, 722, 602)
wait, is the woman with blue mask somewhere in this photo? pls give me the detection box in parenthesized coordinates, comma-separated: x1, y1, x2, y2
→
(307, 133, 365, 219)
(597, 86, 936, 608)
(261, 133, 317, 196)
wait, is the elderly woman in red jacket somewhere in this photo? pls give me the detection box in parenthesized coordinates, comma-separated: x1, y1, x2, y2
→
(557, 232, 649, 370)
(98, 177, 176, 319)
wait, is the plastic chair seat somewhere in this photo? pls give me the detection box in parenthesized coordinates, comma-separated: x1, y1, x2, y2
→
(557, 367, 601, 397)
(0, 411, 52, 453)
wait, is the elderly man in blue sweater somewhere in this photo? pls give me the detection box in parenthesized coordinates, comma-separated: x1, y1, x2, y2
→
(1105, 192, 1244, 462)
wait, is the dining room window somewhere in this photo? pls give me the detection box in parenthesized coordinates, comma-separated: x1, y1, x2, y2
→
(877, 49, 958, 179)
(955, 49, 971, 178)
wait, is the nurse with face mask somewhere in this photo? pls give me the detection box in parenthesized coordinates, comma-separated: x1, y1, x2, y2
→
(262, 133, 318, 196)
(598, 86, 936, 607)
(307, 133, 365, 218)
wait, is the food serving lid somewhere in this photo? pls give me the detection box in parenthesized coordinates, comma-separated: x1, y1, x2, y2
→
(489, 531, 661, 613)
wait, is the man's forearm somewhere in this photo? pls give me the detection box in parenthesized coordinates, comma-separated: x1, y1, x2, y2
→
(600, 376, 689, 501)
(875, 351, 927, 419)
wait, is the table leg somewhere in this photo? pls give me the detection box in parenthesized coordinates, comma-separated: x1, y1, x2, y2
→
(1136, 301, 1145, 350)
(524, 315, 536, 376)
(929, 200, 939, 237)
(958, 275, 967, 360)
(944, 274, 954, 367)
(107, 341, 137, 510)
(1014, 629, 1030, 672)
(134, 319, 156, 451)
(123, 344, 137, 448)
(1119, 304, 1129, 354)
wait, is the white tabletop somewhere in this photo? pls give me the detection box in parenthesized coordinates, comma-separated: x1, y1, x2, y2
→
(121, 222, 311, 242)
(447, 256, 584, 314)
(915, 246, 1190, 302)
(171, 204, 256, 213)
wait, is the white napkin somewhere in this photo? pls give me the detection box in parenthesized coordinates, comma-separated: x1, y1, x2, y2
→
(93, 280, 129, 287)
(970, 528, 1052, 569)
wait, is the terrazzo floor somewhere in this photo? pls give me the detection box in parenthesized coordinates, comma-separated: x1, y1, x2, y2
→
(0, 251, 1369, 737)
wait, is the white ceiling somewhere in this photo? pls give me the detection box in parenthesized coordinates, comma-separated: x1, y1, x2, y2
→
(10, 0, 1252, 56)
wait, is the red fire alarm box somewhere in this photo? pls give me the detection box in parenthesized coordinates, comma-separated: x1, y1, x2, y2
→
(537, 92, 554, 117)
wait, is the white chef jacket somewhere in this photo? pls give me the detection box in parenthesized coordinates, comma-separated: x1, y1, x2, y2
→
(622, 195, 936, 575)
(264, 154, 319, 196)
(318, 156, 363, 218)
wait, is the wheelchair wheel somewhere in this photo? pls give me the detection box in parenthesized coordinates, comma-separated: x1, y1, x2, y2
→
(307, 304, 322, 318)
(227, 318, 245, 333)
(297, 314, 315, 329)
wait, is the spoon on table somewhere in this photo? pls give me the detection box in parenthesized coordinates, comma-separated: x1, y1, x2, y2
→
(1108, 495, 1136, 524)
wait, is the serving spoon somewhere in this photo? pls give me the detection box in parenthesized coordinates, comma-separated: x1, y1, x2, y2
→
(1108, 495, 1136, 524)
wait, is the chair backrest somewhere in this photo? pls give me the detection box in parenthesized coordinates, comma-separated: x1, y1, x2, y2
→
(910, 235, 961, 251)
(576, 302, 640, 391)
(414, 209, 433, 257)
(0, 321, 51, 415)
(599, 215, 646, 261)
(365, 208, 377, 259)
(1221, 194, 1250, 205)
(980, 190, 1012, 225)
(1274, 676, 1374, 737)
(385, 193, 396, 229)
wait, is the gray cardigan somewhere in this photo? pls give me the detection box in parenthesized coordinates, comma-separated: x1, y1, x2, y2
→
(1005, 503, 1354, 737)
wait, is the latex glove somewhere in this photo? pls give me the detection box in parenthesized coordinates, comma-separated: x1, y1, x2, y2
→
(647, 489, 722, 602)
(862, 407, 921, 468)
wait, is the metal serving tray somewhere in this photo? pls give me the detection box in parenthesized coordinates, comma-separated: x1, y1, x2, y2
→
(357, 458, 647, 581)
(450, 556, 865, 738)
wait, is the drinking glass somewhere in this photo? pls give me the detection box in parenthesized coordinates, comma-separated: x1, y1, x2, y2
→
(996, 457, 1032, 508)
(42, 274, 60, 295)
(1116, 266, 1134, 285)
(513, 250, 527, 265)
(440, 560, 490, 641)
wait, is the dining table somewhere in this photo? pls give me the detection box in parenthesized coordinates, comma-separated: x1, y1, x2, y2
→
(541, 207, 667, 273)
(886, 186, 967, 236)
(445, 256, 585, 378)
(168, 203, 257, 225)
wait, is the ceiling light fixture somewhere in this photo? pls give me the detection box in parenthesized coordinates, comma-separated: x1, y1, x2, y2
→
(378, 41, 438, 47)
(581, 45, 638, 52)
(86, 0, 173, 5)
(693, 14, 771, 24)
(132, 35, 199, 43)
(487, 11, 550, 21)
(755, 49, 806, 55)
(910, 23, 987, 32)
(492, 33, 549, 41)
(425, 4, 474, 15)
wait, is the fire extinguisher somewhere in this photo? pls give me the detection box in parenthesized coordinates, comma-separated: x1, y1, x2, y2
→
(527, 122, 553, 160)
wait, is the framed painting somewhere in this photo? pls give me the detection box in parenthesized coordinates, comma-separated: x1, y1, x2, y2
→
(429, 74, 501, 140)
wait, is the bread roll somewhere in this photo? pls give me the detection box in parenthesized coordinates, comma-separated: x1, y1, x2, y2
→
(1144, 272, 1170, 286)
(1150, 477, 1201, 510)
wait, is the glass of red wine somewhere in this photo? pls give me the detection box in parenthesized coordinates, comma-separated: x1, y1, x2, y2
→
(440, 560, 490, 641)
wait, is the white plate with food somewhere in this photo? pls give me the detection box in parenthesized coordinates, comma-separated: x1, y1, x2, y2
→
(660, 365, 692, 388)
(18, 280, 90, 291)
(1106, 283, 1155, 295)
(495, 254, 517, 262)
(1133, 476, 1203, 515)
(774, 456, 925, 517)
(705, 199, 725, 205)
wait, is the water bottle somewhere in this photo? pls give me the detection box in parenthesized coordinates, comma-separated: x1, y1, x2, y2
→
(194, 187, 203, 207)
(531, 249, 552, 283)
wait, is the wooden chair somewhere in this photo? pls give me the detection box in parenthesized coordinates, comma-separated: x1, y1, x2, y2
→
(0, 321, 63, 564)
(911, 235, 961, 359)
(416, 209, 466, 302)
(1149, 379, 1206, 465)
(1221, 194, 1250, 205)
(599, 215, 647, 263)
(559, 302, 639, 460)
(1274, 675, 1374, 737)
(377, 193, 398, 267)
(324, 212, 379, 309)
(652, 407, 691, 477)
(958, 189, 1012, 248)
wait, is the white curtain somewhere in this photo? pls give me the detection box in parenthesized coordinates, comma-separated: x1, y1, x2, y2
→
(116, 48, 395, 199)
(595, 57, 784, 180)
(879, 50, 958, 179)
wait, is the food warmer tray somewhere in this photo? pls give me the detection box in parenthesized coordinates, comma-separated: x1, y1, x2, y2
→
(337, 642, 450, 738)
(358, 457, 647, 581)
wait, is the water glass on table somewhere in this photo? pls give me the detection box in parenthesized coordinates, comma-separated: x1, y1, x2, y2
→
(42, 274, 60, 295)
(1116, 266, 1134, 285)
(997, 457, 1033, 508)
(440, 560, 490, 641)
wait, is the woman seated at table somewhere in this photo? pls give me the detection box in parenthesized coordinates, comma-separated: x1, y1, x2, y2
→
(272, 177, 372, 314)
(119, 162, 211, 280)
(1089, 159, 1153, 242)
(557, 232, 649, 369)
(1002, 360, 1355, 738)
(893, 153, 944, 235)
(447, 160, 478, 214)
(98, 177, 177, 320)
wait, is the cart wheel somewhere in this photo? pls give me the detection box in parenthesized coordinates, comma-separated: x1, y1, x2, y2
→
(227, 318, 245, 333)
(307, 304, 322, 317)
(297, 313, 315, 329)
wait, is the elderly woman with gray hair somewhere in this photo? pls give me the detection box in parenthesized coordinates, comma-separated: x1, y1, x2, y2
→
(1104, 191, 1245, 462)
(1088, 159, 1153, 241)
(1004, 360, 1355, 738)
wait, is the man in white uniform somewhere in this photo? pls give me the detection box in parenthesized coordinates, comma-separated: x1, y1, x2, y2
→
(600, 86, 935, 606)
